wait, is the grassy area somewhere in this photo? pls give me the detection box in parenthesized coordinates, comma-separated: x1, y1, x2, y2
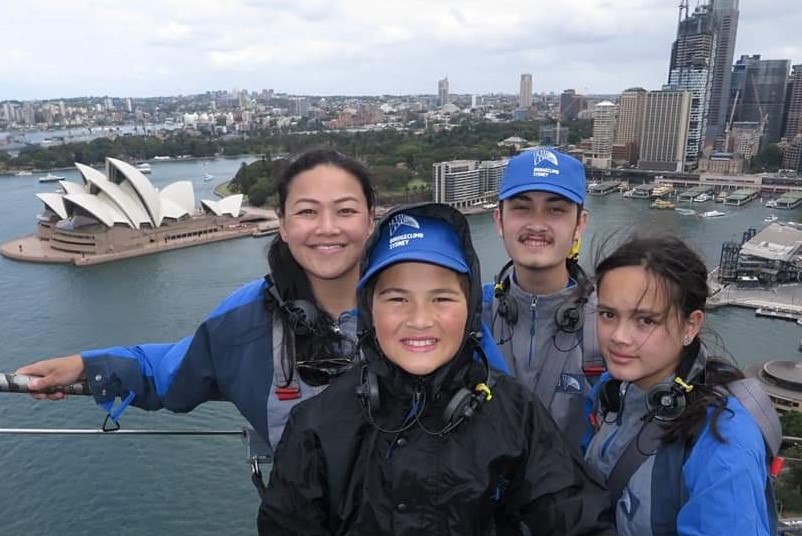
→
(214, 180, 235, 198)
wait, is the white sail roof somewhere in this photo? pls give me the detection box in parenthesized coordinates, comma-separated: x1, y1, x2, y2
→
(160, 181, 195, 215)
(76, 163, 152, 229)
(59, 180, 85, 195)
(63, 193, 131, 228)
(107, 158, 163, 226)
(36, 193, 69, 219)
(201, 194, 243, 217)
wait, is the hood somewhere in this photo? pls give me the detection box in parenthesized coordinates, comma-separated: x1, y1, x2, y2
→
(357, 203, 487, 394)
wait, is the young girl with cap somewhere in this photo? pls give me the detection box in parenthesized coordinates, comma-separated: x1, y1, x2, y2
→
(585, 234, 781, 535)
(258, 202, 616, 536)
(16, 148, 376, 457)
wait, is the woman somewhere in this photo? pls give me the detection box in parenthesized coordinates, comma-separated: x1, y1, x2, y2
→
(585, 234, 780, 535)
(259, 203, 615, 536)
(16, 148, 376, 454)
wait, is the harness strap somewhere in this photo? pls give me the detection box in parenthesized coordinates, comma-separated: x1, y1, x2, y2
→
(605, 419, 667, 505)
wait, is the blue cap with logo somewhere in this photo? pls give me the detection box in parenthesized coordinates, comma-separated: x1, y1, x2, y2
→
(499, 148, 586, 204)
(358, 213, 469, 289)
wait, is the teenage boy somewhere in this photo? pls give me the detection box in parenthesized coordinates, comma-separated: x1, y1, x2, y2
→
(484, 148, 603, 449)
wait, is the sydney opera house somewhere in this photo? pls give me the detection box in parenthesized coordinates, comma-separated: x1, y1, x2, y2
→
(0, 158, 275, 265)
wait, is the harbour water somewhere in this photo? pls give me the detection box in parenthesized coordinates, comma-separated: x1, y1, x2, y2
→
(0, 159, 801, 534)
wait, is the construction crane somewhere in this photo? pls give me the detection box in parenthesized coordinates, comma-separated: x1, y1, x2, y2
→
(723, 89, 739, 152)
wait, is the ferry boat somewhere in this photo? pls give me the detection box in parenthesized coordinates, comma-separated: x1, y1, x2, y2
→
(675, 207, 696, 216)
(15, 170, 32, 176)
(756, 307, 801, 322)
(700, 210, 726, 218)
(481, 202, 498, 210)
(693, 193, 712, 202)
(765, 199, 778, 208)
(38, 173, 66, 183)
(650, 199, 675, 210)
(715, 191, 728, 203)
(135, 163, 152, 174)
(764, 215, 779, 223)
(203, 173, 215, 182)
(651, 184, 674, 198)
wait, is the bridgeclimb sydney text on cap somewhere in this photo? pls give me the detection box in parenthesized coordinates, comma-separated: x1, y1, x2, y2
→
(358, 213, 469, 289)
(498, 148, 586, 204)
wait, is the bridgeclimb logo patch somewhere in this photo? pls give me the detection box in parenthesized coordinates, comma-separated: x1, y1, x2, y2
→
(388, 213, 420, 236)
(531, 149, 560, 178)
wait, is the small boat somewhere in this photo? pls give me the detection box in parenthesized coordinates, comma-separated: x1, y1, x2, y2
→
(39, 173, 66, 183)
(481, 202, 498, 210)
(675, 207, 696, 216)
(765, 199, 778, 208)
(650, 199, 676, 209)
(764, 215, 779, 223)
(135, 163, 152, 174)
(715, 192, 728, 203)
(693, 193, 712, 202)
(203, 173, 214, 182)
(622, 188, 636, 198)
(756, 307, 800, 322)
(700, 210, 726, 218)
(15, 171, 32, 176)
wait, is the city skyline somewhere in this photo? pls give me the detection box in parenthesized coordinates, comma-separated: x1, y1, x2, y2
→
(3, 0, 800, 101)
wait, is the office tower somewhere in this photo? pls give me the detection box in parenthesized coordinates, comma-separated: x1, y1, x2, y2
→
(519, 74, 533, 108)
(291, 97, 310, 117)
(668, 2, 715, 162)
(591, 101, 618, 168)
(438, 77, 449, 107)
(560, 89, 584, 122)
(638, 89, 692, 172)
(707, 0, 740, 142)
(731, 55, 790, 144)
(784, 65, 802, 138)
(471, 94, 477, 109)
(540, 124, 570, 147)
(616, 88, 648, 160)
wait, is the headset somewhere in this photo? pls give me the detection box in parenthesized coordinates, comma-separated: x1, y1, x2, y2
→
(598, 349, 705, 423)
(492, 260, 588, 334)
(355, 332, 497, 436)
(264, 279, 321, 337)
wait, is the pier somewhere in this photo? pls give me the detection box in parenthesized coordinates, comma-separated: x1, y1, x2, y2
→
(587, 180, 622, 196)
(776, 191, 802, 209)
(723, 188, 760, 206)
(677, 185, 714, 202)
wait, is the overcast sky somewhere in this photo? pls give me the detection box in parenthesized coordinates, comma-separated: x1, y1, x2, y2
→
(3, 0, 800, 101)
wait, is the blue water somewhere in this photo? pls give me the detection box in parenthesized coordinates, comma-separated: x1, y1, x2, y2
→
(0, 161, 800, 533)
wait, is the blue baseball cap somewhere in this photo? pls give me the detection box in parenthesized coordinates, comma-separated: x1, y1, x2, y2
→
(358, 213, 469, 289)
(499, 148, 586, 204)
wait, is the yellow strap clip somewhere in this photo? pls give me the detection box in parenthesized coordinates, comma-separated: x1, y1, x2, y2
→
(674, 376, 694, 393)
(475, 383, 493, 401)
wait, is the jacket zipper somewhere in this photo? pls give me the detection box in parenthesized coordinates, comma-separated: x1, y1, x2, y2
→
(527, 296, 538, 366)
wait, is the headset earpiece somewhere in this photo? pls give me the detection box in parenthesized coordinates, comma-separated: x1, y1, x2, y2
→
(555, 301, 584, 333)
(645, 381, 689, 422)
(599, 379, 623, 414)
(494, 278, 518, 325)
(441, 387, 473, 426)
(266, 284, 320, 336)
(356, 366, 381, 415)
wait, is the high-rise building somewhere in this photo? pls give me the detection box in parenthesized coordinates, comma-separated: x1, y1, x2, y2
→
(731, 55, 790, 144)
(707, 0, 740, 143)
(519, 74, 533, 108)
(438, 77, 449, 107)
(591, 101, 618, 168)
(616, 88, 648, 160)
(668, 1, 739, 150)
(291, 97, 310, 117)
(668, 3, 715, 163)
(784, 65, 802, 139)
(432, 159, 507, 208)
(638, 89, 692, 172)
(560, 89, 584, 122)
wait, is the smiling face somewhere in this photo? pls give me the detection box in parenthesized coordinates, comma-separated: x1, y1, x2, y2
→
(278, 164, 374, 286)
(494, 191, 587, 291)
(371, 262, 468, 376)
(596, 265, 703, 390)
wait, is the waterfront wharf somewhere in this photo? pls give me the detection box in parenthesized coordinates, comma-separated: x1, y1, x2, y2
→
(776, 191, 802, 209)
(631, 183, 657, 199)
(678, 185, 714, 202)
(588, 180, 622, 196)
(722, 188, 760, 206)
(707, 275, 802, 317)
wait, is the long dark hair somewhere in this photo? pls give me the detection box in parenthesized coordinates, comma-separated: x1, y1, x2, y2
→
(265, 147, 376, 385)
(594, 234, 743, 444)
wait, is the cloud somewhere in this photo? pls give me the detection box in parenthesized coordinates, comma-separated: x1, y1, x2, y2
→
(151, 22, 194, 46)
